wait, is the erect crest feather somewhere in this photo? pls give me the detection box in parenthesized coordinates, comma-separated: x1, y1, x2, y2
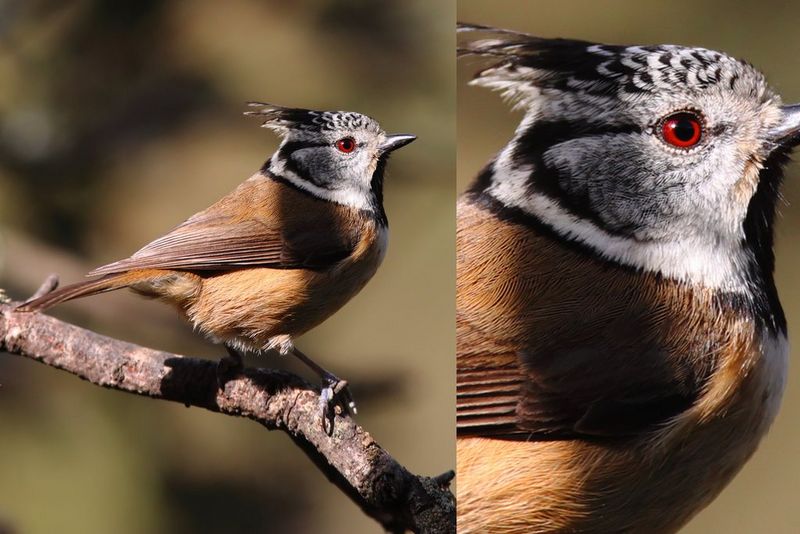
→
(244, 102, 381, 137)
(457, 23, 774, 108)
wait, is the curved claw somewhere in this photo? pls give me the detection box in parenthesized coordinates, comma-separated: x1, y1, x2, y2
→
(319, 374, 357, 433)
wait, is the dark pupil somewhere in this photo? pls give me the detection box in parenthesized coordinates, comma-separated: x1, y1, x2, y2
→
(342, 139, 353, 150)
(673, 119, 696, 141)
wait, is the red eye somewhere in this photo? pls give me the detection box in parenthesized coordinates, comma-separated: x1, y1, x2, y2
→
(336, 137, 356, 153)
(660, 112, 703, 149)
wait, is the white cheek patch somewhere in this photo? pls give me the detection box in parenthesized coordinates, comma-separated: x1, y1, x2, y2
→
(268, 155, 372, 212)
(488, 142, 754, 292)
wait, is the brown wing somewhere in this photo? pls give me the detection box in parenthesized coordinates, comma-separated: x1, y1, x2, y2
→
(457, 196, 714, 439)
(90, 174, 357, 276)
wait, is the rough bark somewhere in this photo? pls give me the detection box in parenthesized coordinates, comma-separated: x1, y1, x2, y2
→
(0, 290, 454, 533)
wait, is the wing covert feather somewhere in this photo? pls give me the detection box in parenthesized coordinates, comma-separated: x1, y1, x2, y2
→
(90, 174, 357, 276)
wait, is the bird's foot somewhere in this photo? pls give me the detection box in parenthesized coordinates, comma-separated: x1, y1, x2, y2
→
(320, 372, 357, 433)
(289, 346, 357, 432)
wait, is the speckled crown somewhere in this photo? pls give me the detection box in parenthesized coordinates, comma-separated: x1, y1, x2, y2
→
(458, 23, 775, 105)
(245, 103, 381, 135)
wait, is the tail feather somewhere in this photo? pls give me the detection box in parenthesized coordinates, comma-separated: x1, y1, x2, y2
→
(16, 274, 129, 312)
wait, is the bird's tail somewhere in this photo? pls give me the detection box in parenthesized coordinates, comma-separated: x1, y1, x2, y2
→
(16, 273, 131, 312)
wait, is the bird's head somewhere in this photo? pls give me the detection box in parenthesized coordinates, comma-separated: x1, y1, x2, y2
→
(246, 103, 415, 223)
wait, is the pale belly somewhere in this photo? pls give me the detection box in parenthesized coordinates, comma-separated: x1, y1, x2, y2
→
(184, 255, 383, 352)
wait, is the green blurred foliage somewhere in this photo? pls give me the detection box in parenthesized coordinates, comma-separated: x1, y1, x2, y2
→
(0, 1, 455, 533)
(458, 1, 800, 533)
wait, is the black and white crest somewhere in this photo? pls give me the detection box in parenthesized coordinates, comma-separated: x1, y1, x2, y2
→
(457, 23, 774, 107)
(245, 103, 382, 138)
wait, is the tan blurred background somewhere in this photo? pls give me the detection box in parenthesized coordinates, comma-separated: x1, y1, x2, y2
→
(459, 1, 800, 532)
(0, 1, 455, 533)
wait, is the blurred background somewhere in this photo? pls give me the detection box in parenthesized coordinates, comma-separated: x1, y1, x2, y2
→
(0, 1, 454, 533)
(458, 1, 800, 533)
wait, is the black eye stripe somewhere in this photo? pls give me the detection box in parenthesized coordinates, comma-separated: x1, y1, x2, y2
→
(512, 120, 642, 166)
(279, 140, 329, 158)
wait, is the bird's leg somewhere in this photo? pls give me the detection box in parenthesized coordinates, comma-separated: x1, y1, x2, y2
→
(291, 347, 357, 425)
(217, 344, 245, 389)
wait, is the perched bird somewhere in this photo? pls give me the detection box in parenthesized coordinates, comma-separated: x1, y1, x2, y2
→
(18, 103, 415, 415)
(456, 24, 800, 533)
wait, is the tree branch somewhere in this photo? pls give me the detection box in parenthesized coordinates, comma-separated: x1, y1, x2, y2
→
(0, 295, 455, 533)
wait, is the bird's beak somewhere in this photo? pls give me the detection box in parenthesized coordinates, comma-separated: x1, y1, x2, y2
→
(380, 134, 417, 153)
(768, 104, 800, 148)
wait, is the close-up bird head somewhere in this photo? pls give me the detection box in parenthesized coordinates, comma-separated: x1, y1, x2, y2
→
(459, 23, 800, 294)
(246, 103, 415, 221)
